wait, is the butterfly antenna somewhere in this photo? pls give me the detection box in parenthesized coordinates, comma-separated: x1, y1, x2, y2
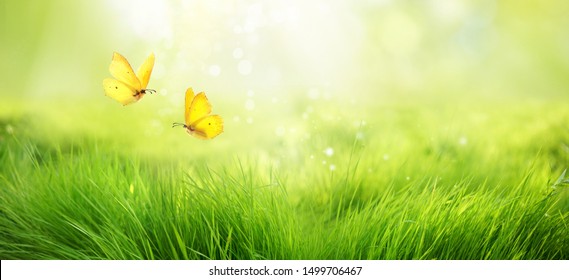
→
(144, 89, 156, 94)
(172, 122, 186, 128)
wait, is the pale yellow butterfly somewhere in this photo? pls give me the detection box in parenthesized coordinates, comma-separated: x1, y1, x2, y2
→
(172, 88, 224, 139)
(103, 52, 155, 105)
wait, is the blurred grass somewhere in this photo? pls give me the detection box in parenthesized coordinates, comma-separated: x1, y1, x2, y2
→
(0, 93, 568, 259)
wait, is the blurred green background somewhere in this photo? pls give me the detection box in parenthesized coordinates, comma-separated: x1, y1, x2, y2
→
(1, 0, 568, 156)
(3, 0, 569, 96)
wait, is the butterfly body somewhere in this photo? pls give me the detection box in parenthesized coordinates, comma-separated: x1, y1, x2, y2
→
(103, 52, 155, 105)
(180, 123, 204, 139)
(172, 88, 223, 140)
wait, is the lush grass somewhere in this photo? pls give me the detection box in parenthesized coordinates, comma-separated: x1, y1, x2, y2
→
(0, 94, 568, 259)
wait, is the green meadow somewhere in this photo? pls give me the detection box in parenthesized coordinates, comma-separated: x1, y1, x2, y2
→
(1, 1, 569, 259)
(1, 94, 568, 259)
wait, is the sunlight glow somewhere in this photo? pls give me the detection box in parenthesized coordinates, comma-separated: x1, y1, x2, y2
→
(106, 0, 172, 42)
(324, 147, 334, 157)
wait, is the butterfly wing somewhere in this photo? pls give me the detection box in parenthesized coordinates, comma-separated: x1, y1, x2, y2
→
(182, 88, 223, 139)
(189, 115, 224, 139)
(136, 52, 155, 89)
(184, 88, 196, 125)
(109, 52, 141, 91)
(103, 78, 140, 105)
(188, 91, 213, 125)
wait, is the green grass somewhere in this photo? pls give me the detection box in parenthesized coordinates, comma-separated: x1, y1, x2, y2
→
(0, 94, 568, 259)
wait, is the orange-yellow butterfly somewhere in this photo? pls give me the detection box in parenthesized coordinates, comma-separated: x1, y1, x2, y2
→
(172, 88, 224, 139)
(103, 52, 155, 105)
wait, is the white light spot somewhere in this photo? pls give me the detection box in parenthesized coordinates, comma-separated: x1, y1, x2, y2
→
(6, 125, 14, 135)
(271, 97, 278, 103)
(459, 136, 468, 146)
(233, 116, 241, 122)
(383, 154, 390, 160)
(324, 147, 334, 157)
(246, 117, 254, 124)
(145, 119, 163, 136)
(356, 132, 364, 140)
(247, 90, 255, 97)
(354, 120, 368, 127)
(233, 48, 244, 59)
(430, 0, 467, 23)
(406, 176, 411, 180)
(157, 108, 173, 117)
(302, 113, 309, 120)
(238, 60, 252, 75)
(209, 65, 221, 76)
(247, 33, 259, 45)
(159, 88, 167, 96)
(310, 155, 314, 159)
(245, 99, 255, 111)
(329, 164, 336, 171)
(308, 88, 320, 100)
(275, 126, 285, 137)
(322, 160, 327, 165)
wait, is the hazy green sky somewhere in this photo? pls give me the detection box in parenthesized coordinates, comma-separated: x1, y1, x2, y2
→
(1, 0, 568, 103)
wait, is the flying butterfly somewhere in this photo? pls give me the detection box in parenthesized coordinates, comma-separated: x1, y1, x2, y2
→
(103, 52, 155, 105)
(172, 88, 224, 139)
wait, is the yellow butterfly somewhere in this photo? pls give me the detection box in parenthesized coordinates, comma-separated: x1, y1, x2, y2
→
(172, 88, 224, 139)
(103, 52, 155, 105)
